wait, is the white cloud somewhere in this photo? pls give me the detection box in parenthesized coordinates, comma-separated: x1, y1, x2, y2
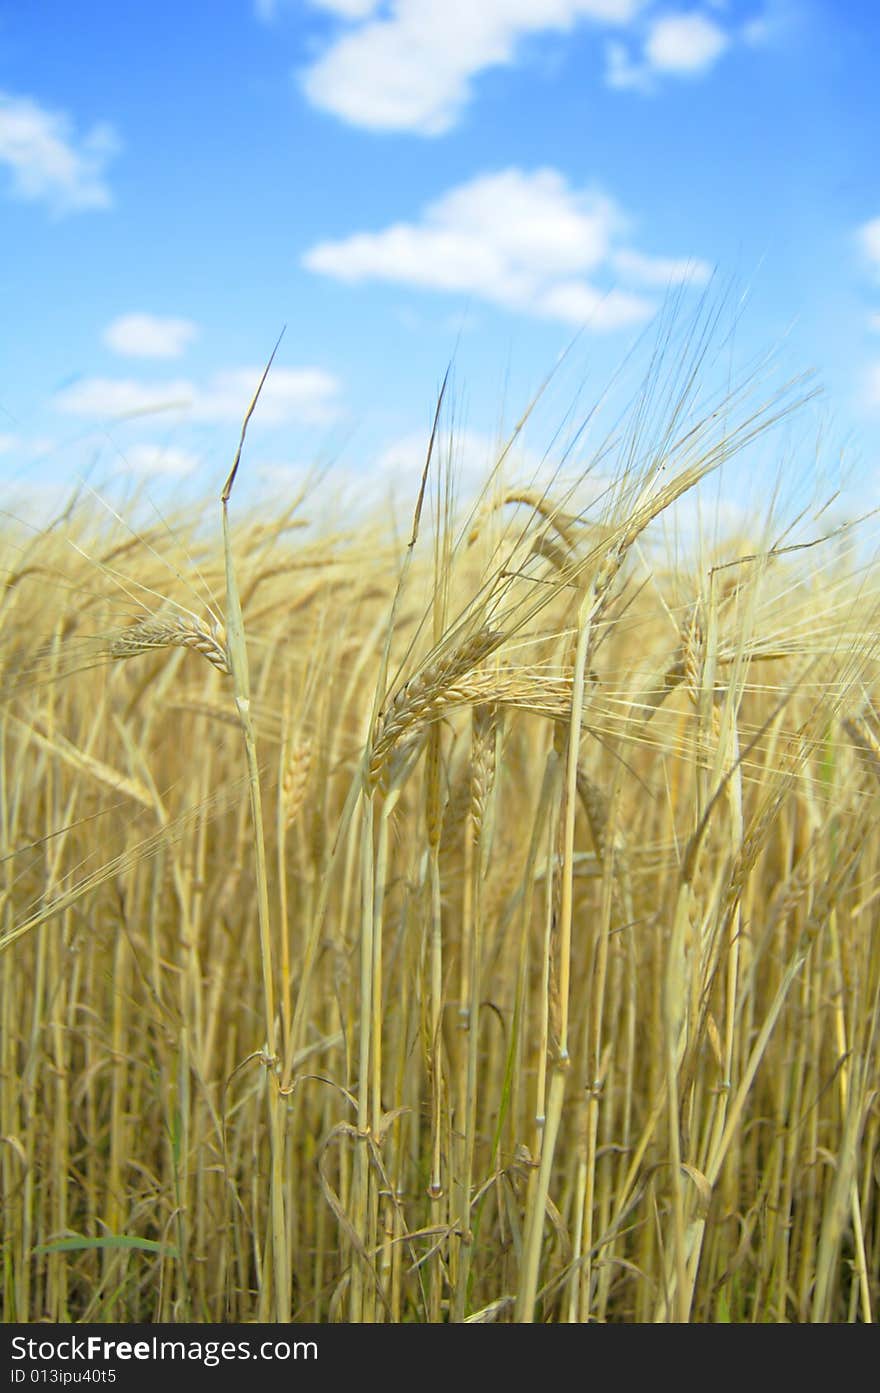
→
(370, 426, 547, 503)
(645, 12, 729, 73)
(604, 10, 730, 89)
(0, 90, 118, 213)
(257, 459, 311, 485)
(532, 280, 651, 328)
(856, 220, 880, 337)
(303, 166, 707, 330)
(0, 479, 74, 527)
(0, 434, 57, 459)
(258, 0, 379, 18)
(742, 0, 799, 48)
(54, 366, 342, 425)
(120, 444, 202, 476)
(54, 378, 193, 419)
(309, 0, 383, 15)
(741, 13, 772, 45)
(301, 0, 644, 134)
(376, 427, 497, 483)
(611, 248, 712, 286)
(865, 362, 880, 410)
(604, 39, 652, 90)
(659, 488, 751, 544)
(192, 367, 341, 424)
(372, 425, 586, 507)
(858, 217, 880, 271)
(103, 314, 199, 359)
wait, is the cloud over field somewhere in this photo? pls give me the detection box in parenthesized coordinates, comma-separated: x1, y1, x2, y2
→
(103, 314, 199, 359)
(859, 217, 880, 274)
(0, 90, 118, 213)
(856, 218, 880, 379)
(300, 0, 644, 134)
(606, 10, 729, 90)
(645, 12, 728, 73)
(302, 166, 710, 329)
(54, 366, 342, 425)
(117, 443, 202, 476)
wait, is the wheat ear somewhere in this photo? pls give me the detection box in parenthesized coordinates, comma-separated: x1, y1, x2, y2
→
(108, 612, 230, 675)
(369, 628, 502, 786)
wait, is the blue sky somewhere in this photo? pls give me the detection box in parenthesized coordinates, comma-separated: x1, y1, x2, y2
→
(1, 0, 879, 529)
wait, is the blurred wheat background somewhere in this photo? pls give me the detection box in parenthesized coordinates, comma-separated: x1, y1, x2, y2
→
(2, 320, 879, 1324)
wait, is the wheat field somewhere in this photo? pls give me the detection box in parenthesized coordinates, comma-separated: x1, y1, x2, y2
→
(2, 323, 879, 1324)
